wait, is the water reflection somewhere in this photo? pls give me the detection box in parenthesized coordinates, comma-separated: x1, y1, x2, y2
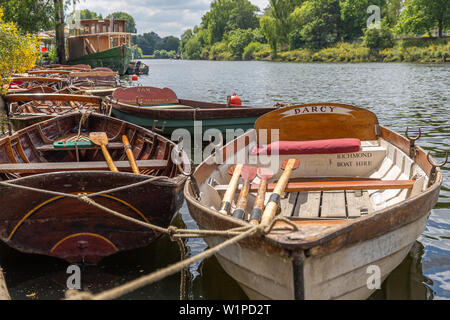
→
(370, 241, 433, 300)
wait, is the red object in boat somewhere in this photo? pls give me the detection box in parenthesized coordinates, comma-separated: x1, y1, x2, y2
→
(131, 74, 138, 81)
(230, 93, 242, 106)
(251, 138, 361, 155)
(8, 80, 23, 89)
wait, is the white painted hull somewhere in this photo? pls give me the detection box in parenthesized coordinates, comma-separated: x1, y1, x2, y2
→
(203, 214, 428, 300)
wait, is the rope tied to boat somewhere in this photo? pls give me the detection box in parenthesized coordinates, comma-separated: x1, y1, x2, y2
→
(64, 215, 297, 301)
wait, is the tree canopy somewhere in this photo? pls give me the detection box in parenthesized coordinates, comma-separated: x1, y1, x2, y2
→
(395, 0, 449, 37)
(106, 11, 136, 33)
(0, 7, 40, 93)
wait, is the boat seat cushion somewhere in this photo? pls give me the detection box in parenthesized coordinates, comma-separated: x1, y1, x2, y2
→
(250, 138, 361, 155)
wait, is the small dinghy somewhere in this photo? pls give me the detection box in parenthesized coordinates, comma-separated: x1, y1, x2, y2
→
(184, 103, 445, 299)
(0, 112, 190, 263)
(107, 86, 277, 136)
(4, 93, 112, 129)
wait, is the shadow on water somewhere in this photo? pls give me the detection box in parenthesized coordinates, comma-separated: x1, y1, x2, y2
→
(369, 241, 433, 300)
(1, 214, 188, 300)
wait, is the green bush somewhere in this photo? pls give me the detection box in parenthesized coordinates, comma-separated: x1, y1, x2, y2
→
(363, 27, 394, 50)
(242, 42, 263, 60)
(253, 44, 272, 60)
(209, 42, 230, 60)
(227, 28, 255, 59)
(288, 30, 304, 50)
(183, 37, 202, 59)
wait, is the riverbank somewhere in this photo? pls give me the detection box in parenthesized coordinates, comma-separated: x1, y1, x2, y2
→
(165, 39, 448, 63)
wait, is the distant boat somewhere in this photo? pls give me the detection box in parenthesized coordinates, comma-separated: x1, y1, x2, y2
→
(67, 18, 132, 75)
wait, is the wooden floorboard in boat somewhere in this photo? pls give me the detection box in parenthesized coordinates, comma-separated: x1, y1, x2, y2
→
(279, 192, 298, 217)
(345, 191, 372, 218)
(294, 191, 321, 218)
(321, 191, 347, 218)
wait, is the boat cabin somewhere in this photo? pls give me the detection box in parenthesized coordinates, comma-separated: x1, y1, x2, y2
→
(67, 19, 132, 60)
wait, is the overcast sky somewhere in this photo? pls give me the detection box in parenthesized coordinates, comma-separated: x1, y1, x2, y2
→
(74, 0, 270, 37)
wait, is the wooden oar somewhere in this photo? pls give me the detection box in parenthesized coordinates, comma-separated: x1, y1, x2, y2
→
(89, 132, 118, 172)
(249, 168, 274, 225)
(260, 159, 300, 227)
(219, 164, 243, 215)
(232, 166, 257, 220)
(122, 135, 139, 174)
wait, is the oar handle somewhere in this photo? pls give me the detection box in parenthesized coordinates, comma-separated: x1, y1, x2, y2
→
(249, 179, 268, 225)
(232, 178, 251, 220)
(260, 159, 297, 226)
(122, 135, 139, 174)
(101, 145, 119, 172)
(219, 164, 243, 215)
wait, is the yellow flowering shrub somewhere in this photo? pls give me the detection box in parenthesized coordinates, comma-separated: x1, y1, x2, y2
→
(0, 7, 40, 94)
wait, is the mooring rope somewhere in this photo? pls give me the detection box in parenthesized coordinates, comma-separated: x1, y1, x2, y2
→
(0, 161, 298, 301)
(65, 225, 261, 300)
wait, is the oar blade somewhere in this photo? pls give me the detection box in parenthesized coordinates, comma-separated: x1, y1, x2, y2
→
(89, 132, 108, 146)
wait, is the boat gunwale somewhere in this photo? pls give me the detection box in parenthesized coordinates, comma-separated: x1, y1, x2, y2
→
(107, 96, 277, 120)
(183, 125, 443, 257)
(0, 112, 191, 183)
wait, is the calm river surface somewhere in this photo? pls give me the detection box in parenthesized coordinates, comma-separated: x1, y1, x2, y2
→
(2, 60, 449, 300)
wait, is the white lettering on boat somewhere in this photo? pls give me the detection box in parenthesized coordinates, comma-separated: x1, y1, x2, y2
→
(281, 105, 355, 118)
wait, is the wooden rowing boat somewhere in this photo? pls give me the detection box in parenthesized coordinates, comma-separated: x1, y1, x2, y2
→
(107, 86, 277, 136)
(0, 112, 190, 264)
(184, 103, 444, 299)
(6, 77, 67, 94)
(4, 93, 112, 130)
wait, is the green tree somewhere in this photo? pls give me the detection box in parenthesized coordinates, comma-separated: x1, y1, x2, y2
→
(227, 28, 255, 59)
(269, 0, 301, 45)
(79, 9, 101, 20)
(363, 26, 394, 50)
(290, 0, 341, 48)
(183, 36, 202, 59)
(0, 0, 54, 33)
(201, 0, 259, 45)
(0, 7, 40, 93)
(339, 0, 386, 41)
(260, 15, 278, 55)
(106, 12, 136, 33)
(396, 0, 449, 38)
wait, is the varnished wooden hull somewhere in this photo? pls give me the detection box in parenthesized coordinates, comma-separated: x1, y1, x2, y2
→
(0, 113, 189, 264)
(0, 171, 184, 264)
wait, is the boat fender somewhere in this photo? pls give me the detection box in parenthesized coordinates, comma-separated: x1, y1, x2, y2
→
(230, 93, 242, 106)
(131, 74, 138, 81)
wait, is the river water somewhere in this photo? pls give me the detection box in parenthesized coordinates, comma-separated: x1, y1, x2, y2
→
(1, 59, 448, 300)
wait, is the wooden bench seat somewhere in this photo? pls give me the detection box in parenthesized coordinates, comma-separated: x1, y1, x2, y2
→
(0, 160, 168, 174)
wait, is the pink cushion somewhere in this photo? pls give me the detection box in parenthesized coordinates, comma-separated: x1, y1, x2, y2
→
(251, 138, 361, 155)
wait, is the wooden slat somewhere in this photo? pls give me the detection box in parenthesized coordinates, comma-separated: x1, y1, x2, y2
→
(0, 160, 168, 173)
(294, 191, 321, 218)
(346, 191, 372, 218)
(279, 192, 298, 217)
(36, 142, 124, 151)
(321, 191, 346, 218)
(214, 180, 416, 193)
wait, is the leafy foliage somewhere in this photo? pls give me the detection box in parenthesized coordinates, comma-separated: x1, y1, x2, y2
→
(395, 0, 450, 37)
(363, 26, 394, 50)
(106, 12, 136, 33)
(0, 8, 40, 94)
(0, 0, 54, 33)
